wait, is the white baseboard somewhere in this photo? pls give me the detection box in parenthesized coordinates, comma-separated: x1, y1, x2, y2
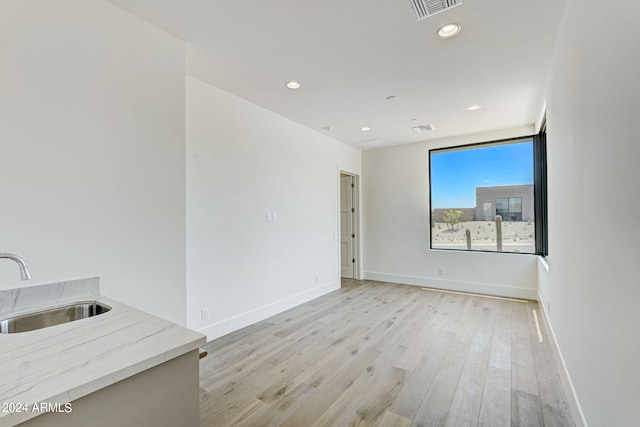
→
(363, 271, 538, 300)
(196, 279, 340, 341)
(537, 291, 588, 427)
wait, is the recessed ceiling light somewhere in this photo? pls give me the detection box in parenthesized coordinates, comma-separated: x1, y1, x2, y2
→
(360, 127, 371, 132)
(286, 81, 301, 89)
(467, 105, 482, 111)
(437, 23, 461, 39)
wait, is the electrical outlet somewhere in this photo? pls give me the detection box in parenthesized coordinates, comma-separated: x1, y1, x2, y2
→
(201, 307, 209, 321)
(272, 212, 278, 222)
(438, 268, 444, 276)
(266, 212, 272, 222)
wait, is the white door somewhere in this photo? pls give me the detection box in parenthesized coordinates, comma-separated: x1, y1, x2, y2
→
(340, 174, 355, 278)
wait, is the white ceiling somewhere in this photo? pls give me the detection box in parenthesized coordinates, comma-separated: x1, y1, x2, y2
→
(107, 0, 565, 149)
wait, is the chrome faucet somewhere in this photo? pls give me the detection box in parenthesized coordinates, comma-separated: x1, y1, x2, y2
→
(0, 253, 32, 280)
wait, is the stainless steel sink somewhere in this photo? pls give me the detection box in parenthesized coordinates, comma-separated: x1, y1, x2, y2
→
(0, 302, 111, 334)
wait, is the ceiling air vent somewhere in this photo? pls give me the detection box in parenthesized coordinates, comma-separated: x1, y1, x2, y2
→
(407, 0, 463, 21)
(411, 124, 434, 133)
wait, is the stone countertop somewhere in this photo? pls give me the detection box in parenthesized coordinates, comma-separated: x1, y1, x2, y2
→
(0, 278, 206, 427)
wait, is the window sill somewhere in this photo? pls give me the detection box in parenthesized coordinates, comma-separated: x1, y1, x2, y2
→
(538, 255, 549, 272)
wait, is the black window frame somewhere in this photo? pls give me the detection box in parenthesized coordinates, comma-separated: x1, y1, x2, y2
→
(533, 126, 548, 257)
(428, 134, 548, 256)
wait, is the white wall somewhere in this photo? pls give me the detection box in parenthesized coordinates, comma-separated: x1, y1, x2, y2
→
(363, 126, 539, 299)
(0, 0, 188, 325)
(538, 0, 640, 425)
(186, 76, 361, 339)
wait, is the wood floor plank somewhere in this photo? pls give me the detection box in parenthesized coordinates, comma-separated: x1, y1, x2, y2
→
(211, 398, 268, 427)
(351, 366, 407, 425)
(444, 299, 497, 427)
(412, 296, 482, 426)
(389, 328, 455, 420)
(303, 326, 375, 389)
(478, 302, 513, 427)
(375, 410, 412, 427)
(512, 390, 544, 427)
(309, 387, 363, 427)
(509, 301, 544, 427)
(240, 383, 319, 427)
(198, 279, 576, 427)
(256, 328, 360, 404)
(511, 301, 540, 396)
(284, 347, 381, 426)
(394, 293, 451, 372)
(199, 333, 286, 392)
(489, 306, 513, 370)
(478, 366, 511, 427)
(199, 360, 280, 425)
(526, 303, 575, 427)
(202, 320, 275, 352)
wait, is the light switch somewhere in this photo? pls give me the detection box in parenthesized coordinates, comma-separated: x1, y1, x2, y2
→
(272, 213, 278, 222)
(266, 212, 272, 222)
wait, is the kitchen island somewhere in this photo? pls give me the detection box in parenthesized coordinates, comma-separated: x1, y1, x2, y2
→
(0, 277, 206, 427)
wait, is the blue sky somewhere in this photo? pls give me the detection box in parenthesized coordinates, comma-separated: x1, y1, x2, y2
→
(430, 141, 533, 208)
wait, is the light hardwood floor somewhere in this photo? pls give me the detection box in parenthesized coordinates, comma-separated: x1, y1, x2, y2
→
(199, 279, 575, 426)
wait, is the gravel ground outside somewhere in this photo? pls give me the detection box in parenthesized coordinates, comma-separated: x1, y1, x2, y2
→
(432, 220, 535, 253)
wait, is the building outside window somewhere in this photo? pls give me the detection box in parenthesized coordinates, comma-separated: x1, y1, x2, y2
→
(475, 185, 534, 222)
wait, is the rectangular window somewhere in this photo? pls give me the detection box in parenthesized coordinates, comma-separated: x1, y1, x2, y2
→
(496, 197, 523, 221)
(429, 137, 540, 254)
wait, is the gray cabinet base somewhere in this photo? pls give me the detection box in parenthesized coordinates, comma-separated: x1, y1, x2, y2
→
(19, 349, 200, 427)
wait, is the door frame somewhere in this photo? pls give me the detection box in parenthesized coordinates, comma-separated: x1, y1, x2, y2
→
(338, 169, 361, 280)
